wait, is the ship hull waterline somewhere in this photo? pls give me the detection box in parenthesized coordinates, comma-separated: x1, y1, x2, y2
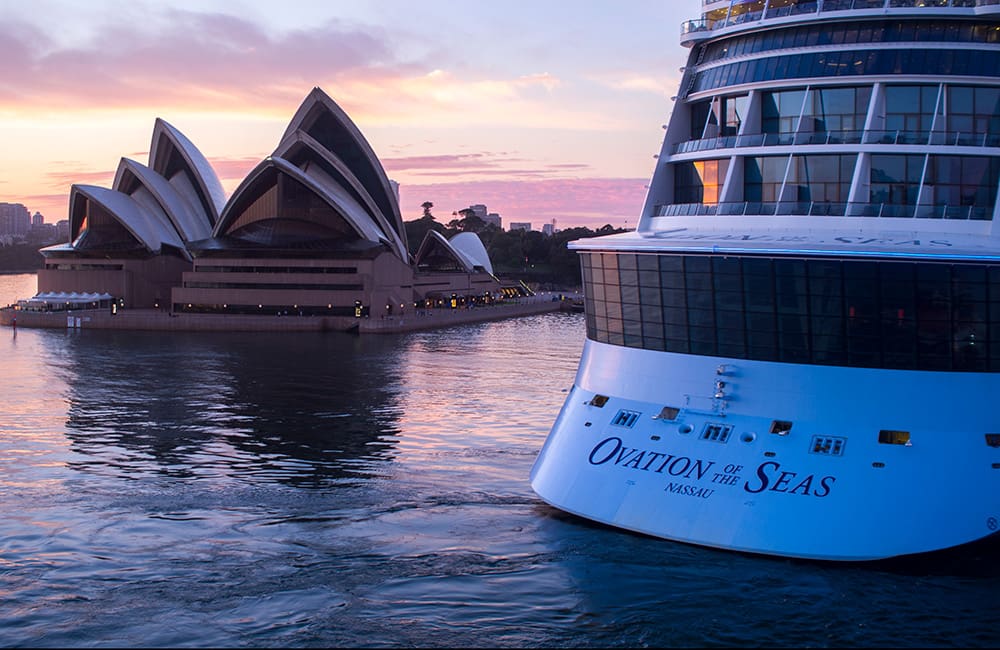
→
(530, 339, 1000, 562)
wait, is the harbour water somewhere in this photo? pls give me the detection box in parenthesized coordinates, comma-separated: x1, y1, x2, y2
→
(1, 272, 999, 648)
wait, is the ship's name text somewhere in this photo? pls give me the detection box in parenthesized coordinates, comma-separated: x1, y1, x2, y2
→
(588, 437, 835, 498)
(744, 461, 835, 497)
(660, 233, 953, 247)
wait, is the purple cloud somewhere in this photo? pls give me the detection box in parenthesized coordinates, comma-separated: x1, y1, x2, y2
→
(0, 9, 410, 112)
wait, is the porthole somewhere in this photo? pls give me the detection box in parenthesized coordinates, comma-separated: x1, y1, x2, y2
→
(740, 432, 756, 443)
(679, 423, 694, 434)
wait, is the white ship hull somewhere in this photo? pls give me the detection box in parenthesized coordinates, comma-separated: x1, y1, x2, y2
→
(532, 339, 1000, 561)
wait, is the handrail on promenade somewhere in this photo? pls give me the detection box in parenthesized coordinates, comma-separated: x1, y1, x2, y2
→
(673, 129, 1000, 154)
(656, 201, 991, 220)
(682, 0, 996, 38)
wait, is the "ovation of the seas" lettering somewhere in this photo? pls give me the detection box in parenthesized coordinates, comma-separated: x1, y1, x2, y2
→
(588, 436, 836, 498)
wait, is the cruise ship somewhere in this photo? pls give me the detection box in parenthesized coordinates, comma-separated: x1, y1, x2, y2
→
(530, 0, 1000, 561)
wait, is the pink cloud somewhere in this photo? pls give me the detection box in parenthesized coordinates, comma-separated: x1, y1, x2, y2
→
(383, 153, 595, 181)
(382, 153, 505, 172)
(206, 156, 264, 183)
(398, 177, 647, 230)
(43, 167, 116, 189)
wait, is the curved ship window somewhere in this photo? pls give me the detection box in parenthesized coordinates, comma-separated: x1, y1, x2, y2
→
(588, 394, 609, 407)
(612, 409, 641, 428)
(878, 430, 911, 446)
(810, 436, 846, 456)
(986, 434, 1000, 448)
(770, 420, 793, 436)
(700, 423, 733, 443)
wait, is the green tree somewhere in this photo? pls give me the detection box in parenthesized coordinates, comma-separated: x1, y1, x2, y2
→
(405, 201, 448, 257)
(449, 207, 487, 233)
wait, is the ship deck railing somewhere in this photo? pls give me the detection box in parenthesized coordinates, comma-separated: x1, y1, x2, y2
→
(681, 0, 997, 40)
(673, 130, 1000, 154)
(657, 201, 992, 220)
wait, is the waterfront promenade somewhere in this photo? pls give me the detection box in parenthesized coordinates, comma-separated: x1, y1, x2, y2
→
(0, 293, 579, 334)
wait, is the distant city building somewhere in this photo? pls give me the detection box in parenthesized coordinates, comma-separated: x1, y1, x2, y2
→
(509, 222, 531, 232)
(28, 211, 57, 244)
(55, 220, 70, 241)
(458, 204, 501, 229)
(0, 203, 30, 238)
(542, 219, 557, 236)
(28, 223, 58, 244)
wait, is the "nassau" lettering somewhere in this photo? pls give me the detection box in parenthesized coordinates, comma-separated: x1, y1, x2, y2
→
(665, 482, 715, 499)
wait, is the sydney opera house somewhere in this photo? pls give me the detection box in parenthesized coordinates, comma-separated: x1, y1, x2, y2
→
(22, 87, 513, 330)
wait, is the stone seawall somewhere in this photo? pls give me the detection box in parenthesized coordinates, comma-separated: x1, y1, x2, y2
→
(0, 294, 577, 334)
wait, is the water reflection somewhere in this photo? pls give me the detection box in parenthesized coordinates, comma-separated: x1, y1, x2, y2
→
(56, 330, 406, 487)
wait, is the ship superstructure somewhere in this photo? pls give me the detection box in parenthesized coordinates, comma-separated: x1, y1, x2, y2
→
(531, 0, 1000, 561)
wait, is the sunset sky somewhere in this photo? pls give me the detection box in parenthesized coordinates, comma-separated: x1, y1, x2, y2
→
(0, 0, 703, 231)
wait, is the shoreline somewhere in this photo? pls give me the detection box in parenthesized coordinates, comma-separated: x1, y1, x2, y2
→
(1, 293, 580, 334)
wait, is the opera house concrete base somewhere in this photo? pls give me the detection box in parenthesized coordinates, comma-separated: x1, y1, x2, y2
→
(0, 295, 570, 334)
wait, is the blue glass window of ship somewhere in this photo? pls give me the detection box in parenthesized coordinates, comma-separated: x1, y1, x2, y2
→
(870, 155, 924, 206)
(885, 85, 938, 138)
(945, 86, 1000, 143)
(744, 156, 789, 202)
(761, 88, 806, 135)
(580, 253, 1000, 372)
(674, 159, 730, 204)
(786, 155, 855, 204)
(690, 49, 1000, 95)
(700, 20, 1000, 66)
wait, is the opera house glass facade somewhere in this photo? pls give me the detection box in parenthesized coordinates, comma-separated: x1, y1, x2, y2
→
(36, 87, 501, 325)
